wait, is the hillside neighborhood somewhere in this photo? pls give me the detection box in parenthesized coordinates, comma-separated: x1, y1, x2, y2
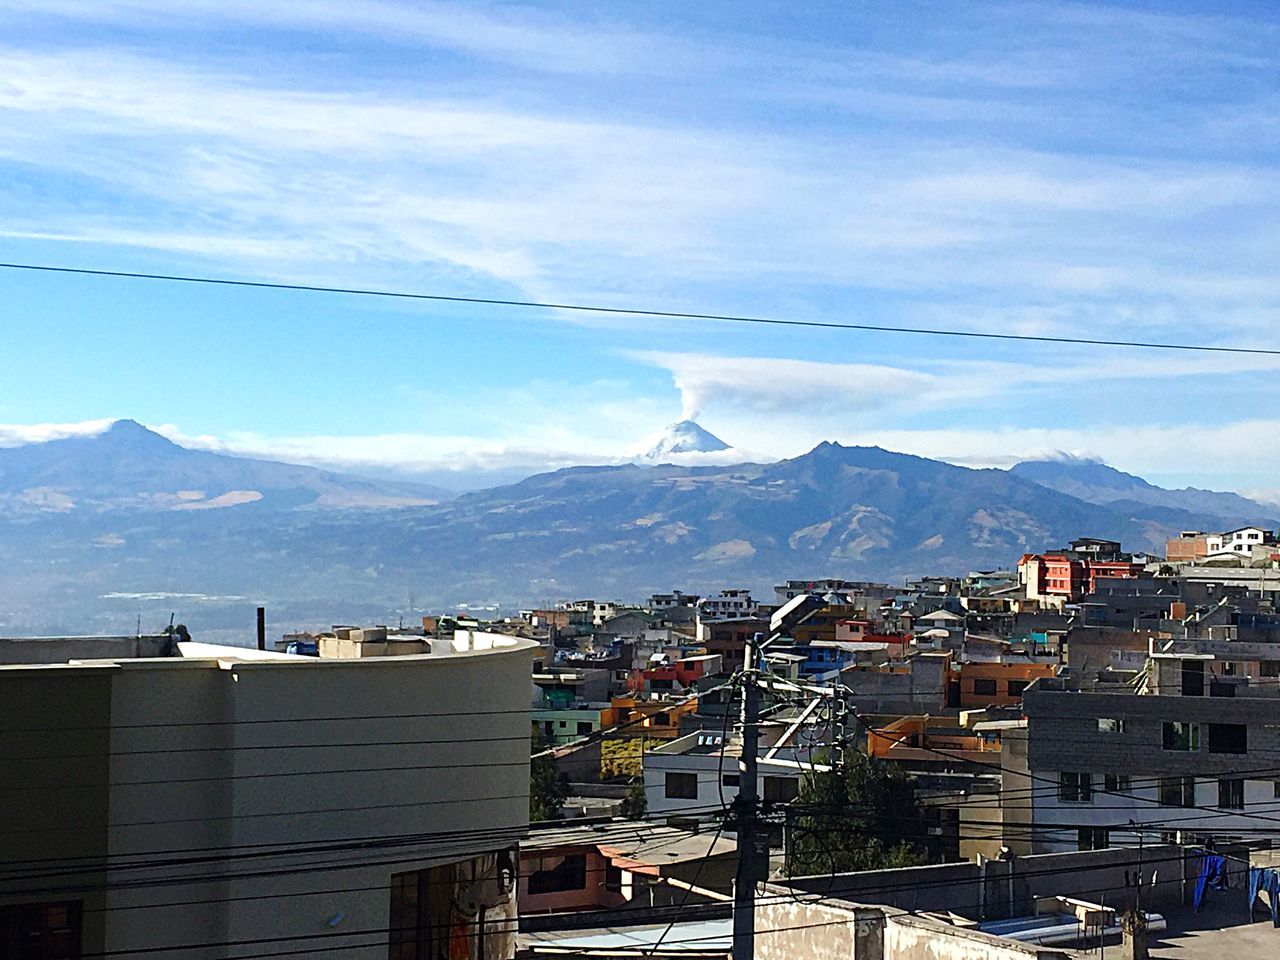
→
(6, 525, 1280, 957)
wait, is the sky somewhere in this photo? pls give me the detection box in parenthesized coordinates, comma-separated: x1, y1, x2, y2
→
(1, 1, 1279, 494)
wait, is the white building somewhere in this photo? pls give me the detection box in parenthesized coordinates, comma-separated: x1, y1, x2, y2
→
(559, 599, 626, 627)
(1205, 526, 1274, 556)
(695, 590, 759, 622)
(644, 727, 826, 817)
(0, 631, 536, 959)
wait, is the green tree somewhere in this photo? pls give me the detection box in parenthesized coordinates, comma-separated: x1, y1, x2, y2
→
(620, 782, 647, 820)
(530, 732, 569, 822)
(787, 750, 927, 875)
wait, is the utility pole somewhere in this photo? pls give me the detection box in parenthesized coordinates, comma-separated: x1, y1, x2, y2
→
(729, 596, 826, 960)
(732, 632, 762, 960)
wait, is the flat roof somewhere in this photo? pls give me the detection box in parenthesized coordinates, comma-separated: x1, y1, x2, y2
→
(523, 919, 731, 955)
(522, 823, 735, 864)
(0, 634, 537, 673)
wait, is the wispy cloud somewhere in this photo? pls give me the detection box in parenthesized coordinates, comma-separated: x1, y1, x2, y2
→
(0, 418, 115, 446)
(631, 348, 1280, 428)
(0, 9, 1276, 334)
(0, 0, 688, 76)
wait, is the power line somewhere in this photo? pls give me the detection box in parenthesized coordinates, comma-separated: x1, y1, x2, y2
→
(1, 260, 1276, 356)
(0, 791, 532, 838)
(46, 846, 1201, 960)
(0, 809, 734, 902)
(0, 808, 733, 891)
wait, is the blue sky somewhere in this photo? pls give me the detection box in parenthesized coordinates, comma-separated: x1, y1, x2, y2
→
(1, 1, 1279, 493)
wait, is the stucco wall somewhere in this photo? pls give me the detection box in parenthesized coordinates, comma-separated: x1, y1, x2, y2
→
(884, 913, 1070, 960)
(779, 845, 1189, 925)
(0, 634, 171, 663)
(0, 664, 114, 955)
(754, 895, 1073, 960)
(756, 897, 882, 960)
(0, 635, 535, 958)
(782, 862, 980, 914)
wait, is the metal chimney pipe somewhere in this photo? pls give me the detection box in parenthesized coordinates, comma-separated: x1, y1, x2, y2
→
(256, 607, 266, 651)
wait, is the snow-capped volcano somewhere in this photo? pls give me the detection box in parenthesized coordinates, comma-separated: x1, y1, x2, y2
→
(640, 420, 731, 461)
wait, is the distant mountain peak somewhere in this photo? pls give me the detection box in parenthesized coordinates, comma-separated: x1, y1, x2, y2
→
(1012, 456, 1150, 491)
(0, 417, 453, 515)
(1011, 455, 1277, 523)
(96, 419, 180, 451)
(640, 420, 730, 461)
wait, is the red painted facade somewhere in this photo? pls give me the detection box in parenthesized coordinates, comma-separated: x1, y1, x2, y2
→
(1020, 552, 1143, 602)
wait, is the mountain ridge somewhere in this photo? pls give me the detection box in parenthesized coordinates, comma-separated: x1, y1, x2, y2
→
(1, 421, 1278, 635)
(0, 419, 455, 514)
(1009, 455, 1275, 525)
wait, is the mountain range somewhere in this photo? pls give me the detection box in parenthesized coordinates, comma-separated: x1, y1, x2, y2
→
(0, 420, 1275, 637)
(0, 419, 454, 513)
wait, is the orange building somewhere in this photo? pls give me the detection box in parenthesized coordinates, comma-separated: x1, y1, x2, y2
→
(600, 696, 697, 741)
(955, 660, 1058, 708)
(865, 715, 999, 767)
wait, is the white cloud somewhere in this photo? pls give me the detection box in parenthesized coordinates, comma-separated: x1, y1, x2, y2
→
(0, 0, 686, 76)
(846, 420, 1280, 490)
(0, 418, 115, 446)
(0, 32, 1276, 333)
(630, 352, 940, 421)
(630, 349, 1280, 429)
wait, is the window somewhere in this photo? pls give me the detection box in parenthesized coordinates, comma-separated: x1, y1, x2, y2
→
(664, 772, 698, 800)
(527, 854, 587, 894)
(1261, 661, 1280, 678)
(1181, 660, 1205, 697)
(763, 776, 799, 803)
(576, 722, 593, 735)
(1078, 827, 1109, 851)
(972, 678, 998, 696)
(1104, 774, 1131, 792)
(1059, 772, 1093, 803)
(0, 902, 82, 960)
(1098, 718, 1124, 734)
(650, 678, 674, 691)
(1159, 777, 1196, 807)
(605, 862, 623, 893)
(1007, 679, 1029, 697)
(390, 865, 452, 960)
(1274, 780, 1280, 800)
(1162, 722, 1200, 751)
(722, 774, 740, 788)
(1218, 778, 1245, 810)
(1208, 723, 1248, 755)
